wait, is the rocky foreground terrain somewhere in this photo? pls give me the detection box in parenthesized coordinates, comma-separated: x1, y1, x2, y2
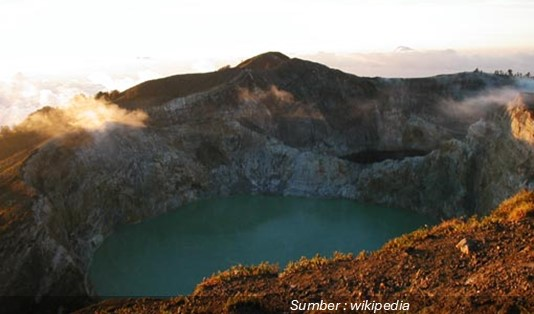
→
(77, 190, 534, 314)
(1, 52, 534, 312)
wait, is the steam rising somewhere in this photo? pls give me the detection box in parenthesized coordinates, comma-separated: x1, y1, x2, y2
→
(238, 85, 294, 103)
(0, 71, 158, 127)
(17, 96, 148, 137)
(441, 88, 521, 118)
(440, 77, 534, 120)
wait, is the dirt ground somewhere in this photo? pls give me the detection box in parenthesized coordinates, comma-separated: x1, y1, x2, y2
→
(77, 191, 534, 314)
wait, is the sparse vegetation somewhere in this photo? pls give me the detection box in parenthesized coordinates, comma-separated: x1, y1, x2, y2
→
(494, 69, 534, 79)
(218, 65, 231, 71)
(196, 262, 279, 291)
(281, 251, 354, 277)
(382, 225, 432, 250)
(95, 90, 120, 101)
(331, 251, 354, 262)
(491, 189, 534, 221)
(4, 52, 534, 314)
(282, 254, 330, 276)
(76, 191, 534, 313)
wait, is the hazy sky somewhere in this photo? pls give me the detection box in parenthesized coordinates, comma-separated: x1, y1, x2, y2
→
(2, 0, 534, 74)
(1, 0, 534, 125)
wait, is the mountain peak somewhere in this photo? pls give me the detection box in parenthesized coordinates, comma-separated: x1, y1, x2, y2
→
(394, 46, 415, 53)
(236, 51, 290, 70)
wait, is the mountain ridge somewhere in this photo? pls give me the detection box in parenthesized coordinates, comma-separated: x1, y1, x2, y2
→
(0, 52, 532, 313)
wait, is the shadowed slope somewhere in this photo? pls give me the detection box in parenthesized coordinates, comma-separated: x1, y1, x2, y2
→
(0, 52, 528, 313)
(76, 190, 534, 314)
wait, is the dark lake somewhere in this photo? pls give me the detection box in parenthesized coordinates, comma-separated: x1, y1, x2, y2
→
(89, 195, 436, 296)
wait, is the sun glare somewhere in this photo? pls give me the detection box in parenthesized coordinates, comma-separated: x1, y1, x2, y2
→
(78, 109, 103, 130)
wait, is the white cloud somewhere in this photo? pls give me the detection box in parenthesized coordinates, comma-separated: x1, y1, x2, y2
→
(0, 73, 104, 126)
(0, 58, 172, 127)
(2, 49, 534, 127)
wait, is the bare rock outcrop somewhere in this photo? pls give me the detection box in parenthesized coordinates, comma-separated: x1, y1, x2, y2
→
(1, 52, 532, 312)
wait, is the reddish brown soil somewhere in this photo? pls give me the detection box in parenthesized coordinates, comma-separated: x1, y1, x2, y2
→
(76, 192, 534, 314)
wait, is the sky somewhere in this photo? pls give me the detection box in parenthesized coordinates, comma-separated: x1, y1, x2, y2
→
(1, 0, 534, 126)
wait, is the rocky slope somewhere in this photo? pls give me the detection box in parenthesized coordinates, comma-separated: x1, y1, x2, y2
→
(0, 52, 533, 312)
(77, 190, 534, 314)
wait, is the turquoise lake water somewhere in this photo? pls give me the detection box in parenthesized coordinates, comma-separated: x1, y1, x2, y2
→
(89, 195, 437, 296)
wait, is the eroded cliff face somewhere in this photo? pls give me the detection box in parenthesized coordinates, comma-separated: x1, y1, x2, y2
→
(0, 52, 532, 312)
(76, 190, 534, 314)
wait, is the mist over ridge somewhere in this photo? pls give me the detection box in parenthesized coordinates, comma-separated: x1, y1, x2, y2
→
(2, 49, 534, 127)
(1, 51, 534, 313)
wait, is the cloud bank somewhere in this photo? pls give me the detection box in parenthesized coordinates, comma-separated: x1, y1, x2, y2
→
(0, 74, 102, 127)
(2, 49, 534, 127)
(0, 70, 159, 127)
(303, 49, 534, 78)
